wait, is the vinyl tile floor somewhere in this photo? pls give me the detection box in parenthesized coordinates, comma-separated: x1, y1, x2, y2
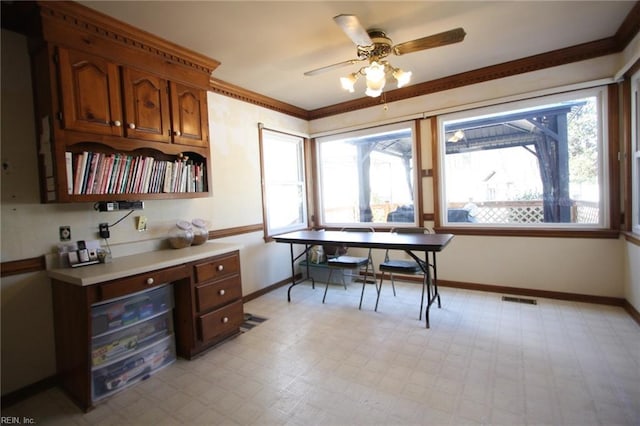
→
(2, 280, 639, 425)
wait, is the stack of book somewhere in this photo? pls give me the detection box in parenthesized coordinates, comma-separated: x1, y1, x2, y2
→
(66, 152, 206, 195)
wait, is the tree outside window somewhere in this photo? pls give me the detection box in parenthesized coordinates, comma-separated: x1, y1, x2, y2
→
(439, 88, 607, 228)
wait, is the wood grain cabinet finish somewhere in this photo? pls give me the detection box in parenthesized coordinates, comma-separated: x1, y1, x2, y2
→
(121, 67, 171, 144)
(19, 1, 218, 203)
(51, 263, 191, 412)
(57, 48, 124, 137)
(187, 251, 244, 357)
(170, 81, 209, 148)
(50, 249, 243, 411)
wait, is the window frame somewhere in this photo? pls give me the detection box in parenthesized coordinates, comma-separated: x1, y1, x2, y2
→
(631, 69, 640, 236)
(259, 125, 309, 240)
(435, 86, 619, 238)
(314, 121, 419, 229)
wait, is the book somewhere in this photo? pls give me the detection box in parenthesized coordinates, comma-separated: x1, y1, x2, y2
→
(163, 162, 173, 193)
(65, 152, 73, 194)
(85, 152, 100, 194)
(99, 154, 114, 194)
(92, 153, 106, 194)
(119, 156, 132, 193)
(107, 154, 120, 194)
(73, 151, 88, 194)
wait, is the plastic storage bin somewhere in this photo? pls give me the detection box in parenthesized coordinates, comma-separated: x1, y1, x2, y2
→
(91, 285, 173, 336)
(90, 284, 176, 402)
(92, 335, 175, 401)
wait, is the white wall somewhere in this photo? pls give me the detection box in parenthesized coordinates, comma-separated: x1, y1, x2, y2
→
(310, 55, 626, 299)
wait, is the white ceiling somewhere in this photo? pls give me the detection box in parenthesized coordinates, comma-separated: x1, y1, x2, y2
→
(79, 1, 635, 111)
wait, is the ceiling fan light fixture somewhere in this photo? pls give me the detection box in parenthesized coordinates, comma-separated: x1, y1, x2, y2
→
(393, 68, 412, 88)
(364, 60, 386, 85)
(340, 73, 359, 92)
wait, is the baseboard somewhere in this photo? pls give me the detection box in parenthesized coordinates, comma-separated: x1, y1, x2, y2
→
(623, 299, 640, 326)
(1, 375, 58, 409)
(437, 279, 626, 307)
(376, 273, 638, 324)
(242, 273, 301, 303)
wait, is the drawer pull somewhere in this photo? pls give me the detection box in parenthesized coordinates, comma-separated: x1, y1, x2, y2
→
(219, 289, 226, 296)
(217, 265, 224, 272)
(146, 278, 155, 285)
(222, 316, 229, 324)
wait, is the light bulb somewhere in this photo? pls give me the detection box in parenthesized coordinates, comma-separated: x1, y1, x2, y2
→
(365, 61, 386, 85)
(340, 73, 358, 92)
(393, 69, 412, 88)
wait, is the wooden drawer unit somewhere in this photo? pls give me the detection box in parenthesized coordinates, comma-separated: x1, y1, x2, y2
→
(98, 265, 189, 301)
(197, 300, 244, 342)
(50, 246, 242, 411)
(186, 250, 243, 356)
(194, 252, 240, 283)
(195, 276, 242, 312)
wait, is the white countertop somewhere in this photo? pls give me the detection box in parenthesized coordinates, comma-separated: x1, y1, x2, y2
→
(47, 241, 243, 286)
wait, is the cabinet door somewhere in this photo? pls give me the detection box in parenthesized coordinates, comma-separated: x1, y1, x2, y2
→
(169, 82, 209, 148)
(122, 68, 171, 143)
(57, 48, 123, 137)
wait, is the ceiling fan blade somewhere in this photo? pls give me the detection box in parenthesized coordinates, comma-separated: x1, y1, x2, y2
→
(393, 27, 466, 56)
(333, 14, 373, 47)
(304, 58, 364, 76)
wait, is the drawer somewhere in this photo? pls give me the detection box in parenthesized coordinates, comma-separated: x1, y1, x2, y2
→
(92, 334, 175, 401)
(92, 285, 173, 336)
(91, 313, 172, 367)
(98, 265, 189, 301)
(195, 276, 242, 313)
(197, 300, 244, 343)
(193, 252, 240, 283)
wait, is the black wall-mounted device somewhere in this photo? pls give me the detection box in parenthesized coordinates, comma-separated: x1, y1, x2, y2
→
(95, 201, 144, 212)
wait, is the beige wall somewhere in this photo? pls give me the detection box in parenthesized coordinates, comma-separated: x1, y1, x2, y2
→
(1, 26, 638, 396)
(624, 241, 640, 311)
(0, 29, 306, 394)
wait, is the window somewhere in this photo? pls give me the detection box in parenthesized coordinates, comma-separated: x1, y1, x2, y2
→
(259, 127, 308, 237)
(632, 70, 640, 234)
(316, 122, 417, 227)
(438, 87, 608, 229)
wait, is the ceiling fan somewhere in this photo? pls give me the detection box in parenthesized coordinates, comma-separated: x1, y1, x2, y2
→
(305, 14, 466, 97)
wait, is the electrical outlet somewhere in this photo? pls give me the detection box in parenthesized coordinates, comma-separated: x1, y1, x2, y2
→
(59, 226, 71, 241)
(136, 216, 147, 231)
(99, 223, 110, 239)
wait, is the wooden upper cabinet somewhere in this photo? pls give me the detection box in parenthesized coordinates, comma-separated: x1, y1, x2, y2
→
(122, 67, 171, 143)
(170, 82, 209, 147)
(57, 47, 123, 137)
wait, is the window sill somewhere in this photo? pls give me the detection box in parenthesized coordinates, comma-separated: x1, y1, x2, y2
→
(622, 231, 640, 245)
(434, 226, 620, 239)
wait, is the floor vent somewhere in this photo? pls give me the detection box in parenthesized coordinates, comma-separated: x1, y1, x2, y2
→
(502, 296, 537, 305)
(240, 313, 268, 332)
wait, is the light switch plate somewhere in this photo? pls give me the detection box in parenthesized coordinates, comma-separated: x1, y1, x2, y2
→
(136, 216, 147, 231)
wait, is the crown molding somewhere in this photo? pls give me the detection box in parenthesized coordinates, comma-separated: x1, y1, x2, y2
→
(212, 1, 640, 121)
(209, 77, 309, 120)
(36, 1, 220, 75)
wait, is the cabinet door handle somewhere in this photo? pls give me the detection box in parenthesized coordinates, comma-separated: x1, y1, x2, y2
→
(218, 289, 225, 296)
(217, 265, 224, 272)
(128, 123, 136, 129)
(221, 317, 229, 324)
(173, 130, 181, 136)
(112, 120, 122, 127)
(146, 277, 154, 285)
